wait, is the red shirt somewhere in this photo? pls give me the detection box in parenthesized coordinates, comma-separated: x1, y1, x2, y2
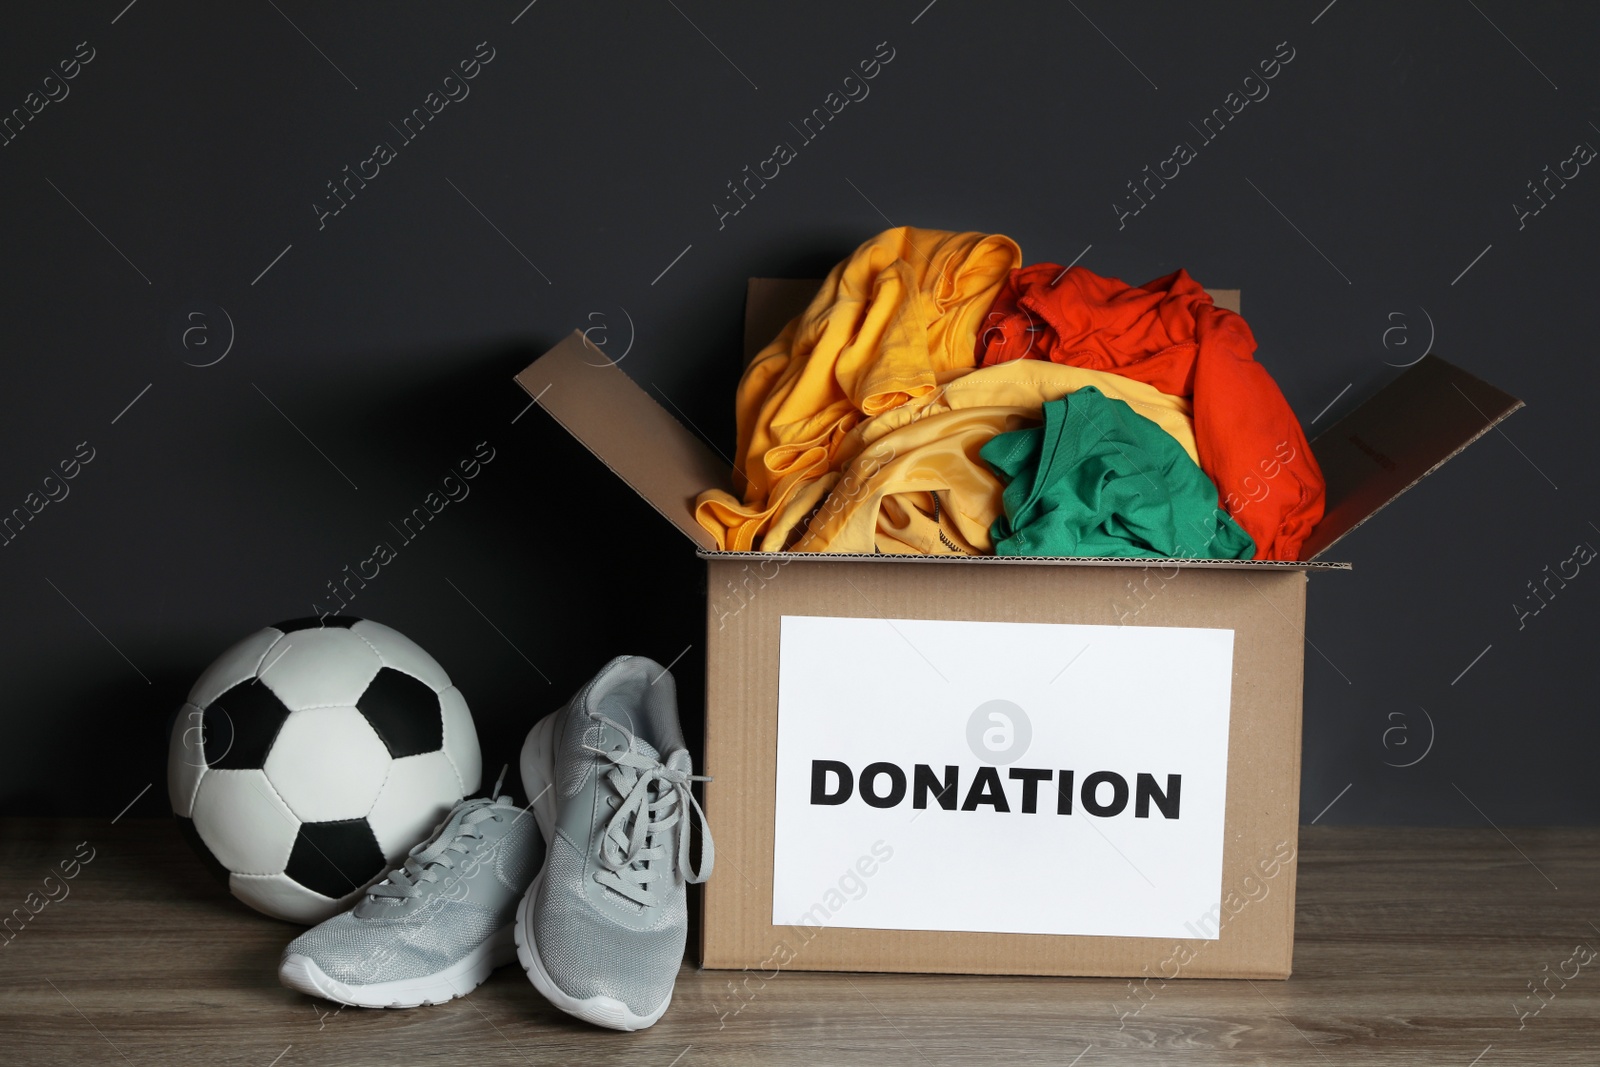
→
(977, 265, 1324, 560)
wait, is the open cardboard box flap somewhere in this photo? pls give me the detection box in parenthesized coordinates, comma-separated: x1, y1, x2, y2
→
(515, 279, 1522, 566)
(514, 333, 728, 550)
(1301, 355, 1522, 558)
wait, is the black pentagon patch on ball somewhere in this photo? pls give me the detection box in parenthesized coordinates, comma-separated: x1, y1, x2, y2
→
(175, 815, 232, 890)
(357, 667, 443, 758)
(286, 819, 385, 899)
(204, 680, 290, 769)
(271, 615, 360, 632)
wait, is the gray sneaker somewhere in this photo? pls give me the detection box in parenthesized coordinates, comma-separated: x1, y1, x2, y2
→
(279, 773, 544, 1008)
(514, 655, 714, 1031)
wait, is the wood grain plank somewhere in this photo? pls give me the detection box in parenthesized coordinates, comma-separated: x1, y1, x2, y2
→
(1, 820, 1596, 1065)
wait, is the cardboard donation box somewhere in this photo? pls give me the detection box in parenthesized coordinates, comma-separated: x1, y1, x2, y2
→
(515, 279, 1521, 979)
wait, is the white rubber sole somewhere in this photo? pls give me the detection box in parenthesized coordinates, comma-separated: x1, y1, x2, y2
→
(279, 924, 516, 1008)
(514, 710, 670, 1032)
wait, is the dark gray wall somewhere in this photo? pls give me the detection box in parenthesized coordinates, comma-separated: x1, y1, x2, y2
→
(1, 1, 1594, 824)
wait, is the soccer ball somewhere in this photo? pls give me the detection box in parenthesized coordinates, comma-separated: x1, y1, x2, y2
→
(167, 616, 482, 924)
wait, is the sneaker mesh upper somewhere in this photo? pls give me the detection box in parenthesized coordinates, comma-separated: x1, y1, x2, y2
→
(535, 833, 685, 1016)
(287, 901, 504, 984)
(285, 804, 541, 986)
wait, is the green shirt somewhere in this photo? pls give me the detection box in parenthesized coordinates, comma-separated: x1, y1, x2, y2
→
(980, 387, 1255, 559)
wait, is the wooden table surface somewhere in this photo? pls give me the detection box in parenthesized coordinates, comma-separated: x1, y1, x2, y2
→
(1, 819, 1596, 1065)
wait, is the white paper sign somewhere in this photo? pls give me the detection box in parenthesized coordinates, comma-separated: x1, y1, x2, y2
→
(771, 614, 1235, 940)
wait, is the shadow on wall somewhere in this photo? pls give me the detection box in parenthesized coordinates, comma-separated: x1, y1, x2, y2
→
(2, 663, 199, 817)
(4, 337, 707, 816)
(335, 339, 709, 782)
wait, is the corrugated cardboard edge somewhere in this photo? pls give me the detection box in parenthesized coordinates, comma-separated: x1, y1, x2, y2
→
(513, 332, 729, 550)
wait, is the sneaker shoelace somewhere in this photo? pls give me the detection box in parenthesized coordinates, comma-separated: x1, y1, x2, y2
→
(584, 712, 714, 907)
(368, 769, 513, 904)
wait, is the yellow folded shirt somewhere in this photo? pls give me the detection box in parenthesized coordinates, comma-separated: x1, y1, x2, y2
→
(773, 360, 1197, 554)
(695, 226, 1022, 551)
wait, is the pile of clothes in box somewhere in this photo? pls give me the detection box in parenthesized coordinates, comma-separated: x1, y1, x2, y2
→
(694, 226, 1325, 561)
